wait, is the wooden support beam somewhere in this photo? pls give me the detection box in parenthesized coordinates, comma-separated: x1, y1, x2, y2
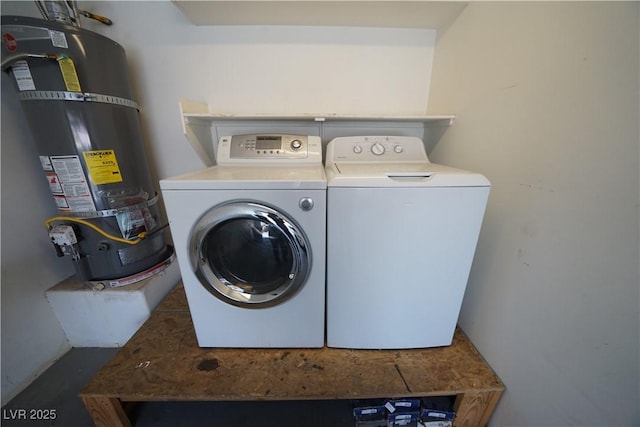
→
(81, 396, 130, 427)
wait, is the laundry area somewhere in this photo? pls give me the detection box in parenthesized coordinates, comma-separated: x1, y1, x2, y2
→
(1, 1, 638, 427)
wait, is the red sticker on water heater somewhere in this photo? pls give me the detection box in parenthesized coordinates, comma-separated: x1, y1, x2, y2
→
(2, 33, 17, 52)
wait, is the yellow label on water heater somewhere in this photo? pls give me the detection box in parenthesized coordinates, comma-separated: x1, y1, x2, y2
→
(58, 56, 82, 92)
(83, 150, 123, 185)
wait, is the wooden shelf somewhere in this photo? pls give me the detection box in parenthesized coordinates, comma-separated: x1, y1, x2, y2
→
(171, 1, 468, 30)
(81, 285, 504, 426)
(179, 99, 455, 166)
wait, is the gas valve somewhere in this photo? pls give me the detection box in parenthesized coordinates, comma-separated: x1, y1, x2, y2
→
(49, 225, 80, 260)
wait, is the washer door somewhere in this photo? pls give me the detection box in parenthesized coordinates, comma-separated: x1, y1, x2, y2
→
(189, 201, 311, 308)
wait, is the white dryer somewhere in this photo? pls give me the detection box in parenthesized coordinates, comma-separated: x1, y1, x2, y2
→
(325, 136, 490, 349)
(160, 134, 326, 348)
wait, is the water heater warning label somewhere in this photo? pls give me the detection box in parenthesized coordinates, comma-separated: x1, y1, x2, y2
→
(58, 56, 81, 92)
(83, 150, 123, 185)
(11, 60, 36, 91)
(46, 172, 63, 194)
(49, 30, 68, 49)
(48, 155, 96, 212)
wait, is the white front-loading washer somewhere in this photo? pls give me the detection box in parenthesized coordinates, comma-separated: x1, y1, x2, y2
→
(160, 134, 326, 348)
(325, 136, 490, 349)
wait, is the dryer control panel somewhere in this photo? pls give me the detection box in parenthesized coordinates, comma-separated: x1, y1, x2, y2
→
(217, 134, 322, 165)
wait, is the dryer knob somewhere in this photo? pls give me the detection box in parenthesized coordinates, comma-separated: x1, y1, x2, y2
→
(291, 139, 303, 150)
(299, 197, 314, 211)
(371, 142, 385, 155)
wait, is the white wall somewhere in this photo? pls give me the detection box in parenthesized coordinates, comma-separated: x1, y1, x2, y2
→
(428, 2, 639, 425)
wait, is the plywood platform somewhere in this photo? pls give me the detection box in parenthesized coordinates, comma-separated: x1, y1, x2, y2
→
(80, 285, 504, 427)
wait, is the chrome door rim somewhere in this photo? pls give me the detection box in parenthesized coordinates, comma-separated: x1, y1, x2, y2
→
(189, 201, 311, 308)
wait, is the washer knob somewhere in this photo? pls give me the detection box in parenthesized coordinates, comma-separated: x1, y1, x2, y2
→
(290, 139, 302, 150)
(371, 142, 385, 155)
(394, 144, 404, 153)
(299, 197, 314, 211)
(353, 145, 363, 154)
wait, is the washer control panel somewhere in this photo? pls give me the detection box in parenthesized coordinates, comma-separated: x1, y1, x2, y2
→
(327, 136, 429, 163)
(217, 134, 323, 164)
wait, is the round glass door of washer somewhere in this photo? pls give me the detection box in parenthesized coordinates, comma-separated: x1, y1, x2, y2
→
(189, 201, 311, 307)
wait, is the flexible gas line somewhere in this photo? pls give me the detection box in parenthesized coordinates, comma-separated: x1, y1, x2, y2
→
(45, 216, 147, 245)
(78, 10, 112, 25)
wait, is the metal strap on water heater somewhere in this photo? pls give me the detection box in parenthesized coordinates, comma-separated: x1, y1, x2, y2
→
(18, 90, 140, 110)
(87, 248, 176, 290)
(63, 194, 160, 219)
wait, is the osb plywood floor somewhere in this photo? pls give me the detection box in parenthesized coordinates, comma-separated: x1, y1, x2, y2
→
(82, 286, 502, 403)
(1, 347, 451, 426)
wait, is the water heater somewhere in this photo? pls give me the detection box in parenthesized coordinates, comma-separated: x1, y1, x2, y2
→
(2, 11, 172, 287)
